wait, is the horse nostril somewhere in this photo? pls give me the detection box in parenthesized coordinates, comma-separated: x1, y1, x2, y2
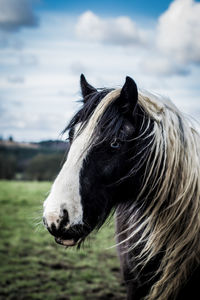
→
(57, 208, 70, 231)
(44, 209, 70, 238)
(62, 209, 69, 224)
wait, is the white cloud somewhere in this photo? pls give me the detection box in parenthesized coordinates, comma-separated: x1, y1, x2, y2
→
(75, 11, 145, 45)
(156, 0, 200, 63)
(0, 0, 38, 31)
(140, 56, 190, 76)
(69, 61, 88, 76)
(0, 9, 199, 141)
(7, 75, 25, 84)
(75, 6, 200, 76)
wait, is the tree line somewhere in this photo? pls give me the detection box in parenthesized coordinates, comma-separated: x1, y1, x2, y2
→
(0, 140, 68, 181)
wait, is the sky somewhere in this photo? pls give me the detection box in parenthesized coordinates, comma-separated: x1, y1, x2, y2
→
(0, 0, 199, 142)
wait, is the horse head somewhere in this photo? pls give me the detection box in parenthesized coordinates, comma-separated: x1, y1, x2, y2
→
(43, 74, 150, 247)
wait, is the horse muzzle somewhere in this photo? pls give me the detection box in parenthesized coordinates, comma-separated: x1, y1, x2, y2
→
(43, 214, 90, 247)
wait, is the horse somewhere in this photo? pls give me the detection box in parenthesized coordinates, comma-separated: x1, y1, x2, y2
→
(43, 74, 200, 300)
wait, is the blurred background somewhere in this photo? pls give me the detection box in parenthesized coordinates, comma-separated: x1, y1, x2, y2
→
(0, 0, 199, 299)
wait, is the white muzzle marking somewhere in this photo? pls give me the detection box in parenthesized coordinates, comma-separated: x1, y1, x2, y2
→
(43, 124, 90, 229)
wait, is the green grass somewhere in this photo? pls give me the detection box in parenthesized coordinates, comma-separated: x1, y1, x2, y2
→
(0, 181, 126, 300)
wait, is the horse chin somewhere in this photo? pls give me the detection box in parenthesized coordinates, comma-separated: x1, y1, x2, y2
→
(50, 222, 91, 248)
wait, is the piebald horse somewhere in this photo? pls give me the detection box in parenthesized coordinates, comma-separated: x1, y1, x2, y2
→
(43, 75, 200, 300)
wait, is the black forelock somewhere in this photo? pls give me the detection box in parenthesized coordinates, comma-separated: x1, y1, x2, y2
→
(63, 87, 148, 149)
(63, 88, 113, 136)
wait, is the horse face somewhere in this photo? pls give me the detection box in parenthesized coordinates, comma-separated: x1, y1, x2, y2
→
(43, 75, 140, 247)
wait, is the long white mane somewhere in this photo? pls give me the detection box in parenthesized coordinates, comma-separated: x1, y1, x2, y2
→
(76, 87, 200, 300)
(117, 90, 200, 300)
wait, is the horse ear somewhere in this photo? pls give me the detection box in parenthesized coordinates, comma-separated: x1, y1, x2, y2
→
(80, 74, 97, 100)
(117, 76, 138, 115)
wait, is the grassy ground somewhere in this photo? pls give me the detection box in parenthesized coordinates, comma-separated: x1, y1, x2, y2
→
(0, 181, 126, 300)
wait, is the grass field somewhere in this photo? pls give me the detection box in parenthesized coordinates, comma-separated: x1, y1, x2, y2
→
(0, 181, 126, 300)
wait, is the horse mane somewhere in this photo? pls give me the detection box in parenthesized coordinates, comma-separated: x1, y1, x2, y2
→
(117, 90, 200, 300)
(67, 87, 200, 300)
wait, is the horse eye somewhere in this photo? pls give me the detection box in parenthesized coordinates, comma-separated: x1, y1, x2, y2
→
(110, 140, 121, 149)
